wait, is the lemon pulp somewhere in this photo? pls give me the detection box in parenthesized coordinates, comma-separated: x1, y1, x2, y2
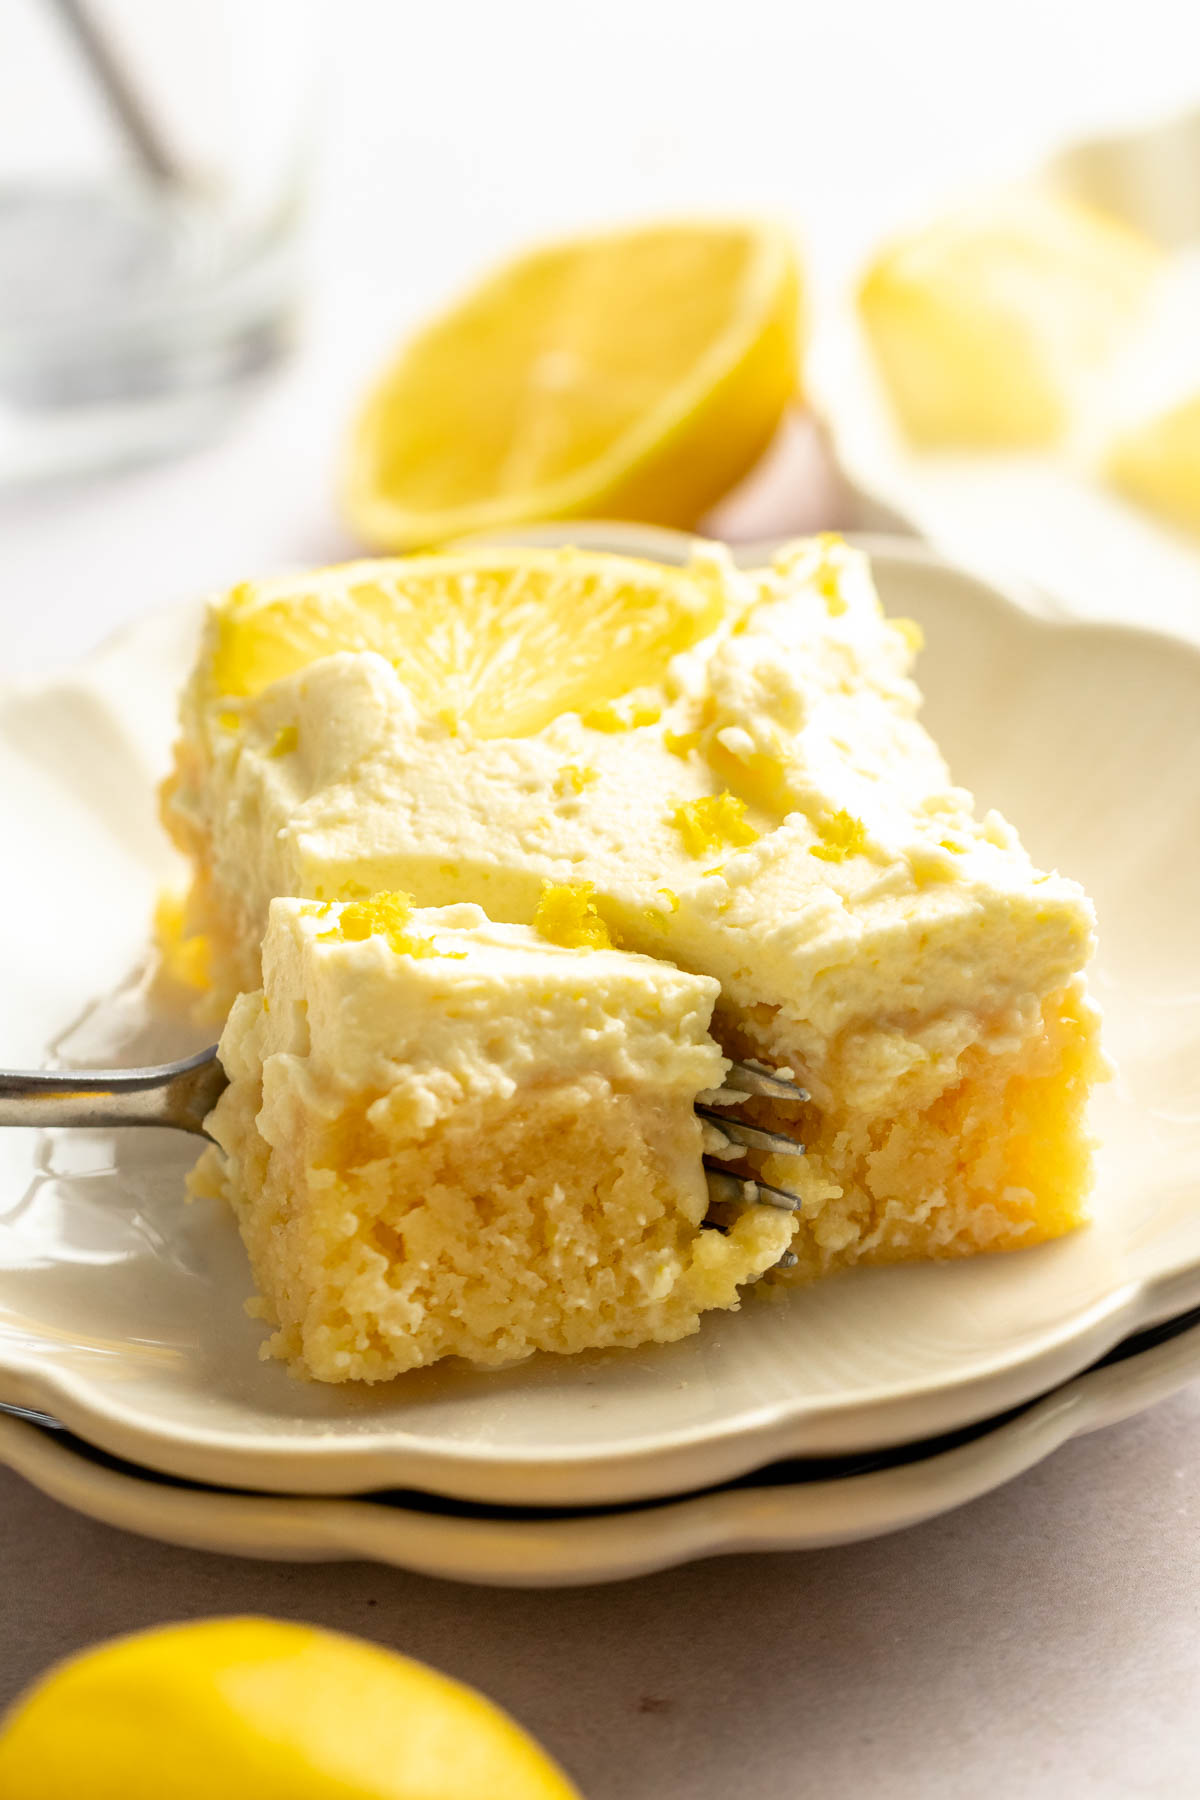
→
(343, 219, 801, 548)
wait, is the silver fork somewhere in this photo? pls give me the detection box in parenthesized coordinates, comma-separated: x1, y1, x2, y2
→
(0, 1048, 809, 1265)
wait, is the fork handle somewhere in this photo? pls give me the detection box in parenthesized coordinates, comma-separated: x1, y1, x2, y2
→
(0, 1048, 225, 1135)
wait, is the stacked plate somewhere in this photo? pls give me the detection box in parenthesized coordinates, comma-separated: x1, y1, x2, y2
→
(2, 529, 1199, 1586)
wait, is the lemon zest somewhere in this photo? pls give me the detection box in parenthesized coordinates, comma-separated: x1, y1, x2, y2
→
(583, 695, 662, 732)
(672, 792, 759, 858)
(812, 534, 848, 616)
(553, 763, 597, 798)
(809, 810, 868, 862)
(640, 887, 682, 932)
(319, 891, 461, 959)
(664, 728, 702, 758)
(532, 881, 614, 950)
(268, 724, 299, 758)
(891, 616, 925, 652)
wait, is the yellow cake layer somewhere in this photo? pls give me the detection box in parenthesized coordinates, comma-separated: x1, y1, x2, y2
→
(725, 983, 1102, 1279)
(202, 1079, 790, 1381)
(197, 898, 791, 1379)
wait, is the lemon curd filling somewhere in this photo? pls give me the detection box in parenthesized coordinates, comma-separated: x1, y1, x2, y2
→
(165, 536, 1104, 1379)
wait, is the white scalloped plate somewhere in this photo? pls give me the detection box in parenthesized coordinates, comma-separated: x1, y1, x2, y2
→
(4, 1309, 1199, 1587)
(1, 530, 1199, 1505)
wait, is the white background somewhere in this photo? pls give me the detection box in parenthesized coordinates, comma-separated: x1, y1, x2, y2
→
(3, 3, 1200, 1794)
(4, 0, 1200, 676)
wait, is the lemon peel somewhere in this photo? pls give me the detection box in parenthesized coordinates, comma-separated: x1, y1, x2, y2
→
(0, 1618, 583, 1800)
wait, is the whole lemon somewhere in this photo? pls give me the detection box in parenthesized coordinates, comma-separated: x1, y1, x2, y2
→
(0, 1617, 583, 1800)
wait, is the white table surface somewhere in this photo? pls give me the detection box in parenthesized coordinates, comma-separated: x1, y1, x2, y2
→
(4, 1387, 1200, 1798)
(3, 2, 1200, 1792)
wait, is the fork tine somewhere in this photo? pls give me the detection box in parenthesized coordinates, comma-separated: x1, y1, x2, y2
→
(714, 1058, 810, 1102)
(696, 1105, 804, 1158)
(703, 1161, 805, 1212)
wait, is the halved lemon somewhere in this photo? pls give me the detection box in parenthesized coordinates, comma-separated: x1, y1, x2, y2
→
(1098, 262, 1200, 535)
(1105, 396, 1200, 533)
(859, 190, 1160, 447)
(0, 1617, 582, 1800)
(208, 546, 727, 738)
(342, 220, 802, 550)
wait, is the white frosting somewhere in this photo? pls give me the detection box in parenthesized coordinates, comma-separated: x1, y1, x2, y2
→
(220, 899, 727, 1120)
(182, 539, 1096, 1110)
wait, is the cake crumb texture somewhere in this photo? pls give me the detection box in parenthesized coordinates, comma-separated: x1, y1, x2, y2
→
(199, 897, 789, 1380)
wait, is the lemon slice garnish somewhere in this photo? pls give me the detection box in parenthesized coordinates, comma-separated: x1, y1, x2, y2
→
(208, 546, 726, 739)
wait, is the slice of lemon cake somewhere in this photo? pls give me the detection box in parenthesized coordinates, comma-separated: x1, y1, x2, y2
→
(167, 537, 1104, 1292)
(197, 893, 790, 1380)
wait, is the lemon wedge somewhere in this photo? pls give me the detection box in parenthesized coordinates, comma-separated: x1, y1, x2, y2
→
(1106, 396, 1200, 533)
(0, 1618, 583, 1800)
(1097, 259, 1200, 535)
(859, 191, 1161, 447)
(343, 220, 801, 549)
(207, 546, 726, 737)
